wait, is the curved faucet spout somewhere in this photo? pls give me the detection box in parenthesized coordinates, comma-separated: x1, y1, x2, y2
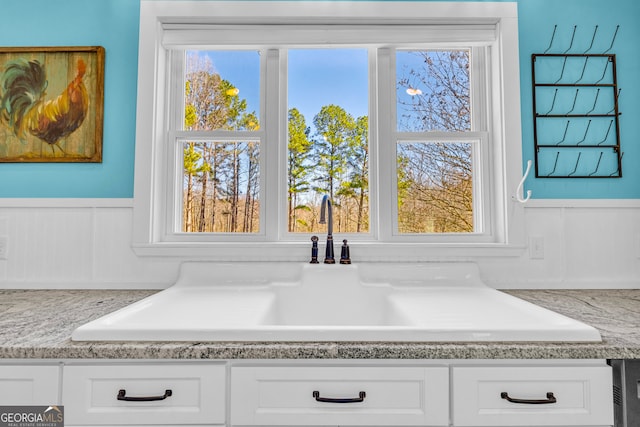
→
(319, 195, 335, 264)
(319, 195, 333, 237)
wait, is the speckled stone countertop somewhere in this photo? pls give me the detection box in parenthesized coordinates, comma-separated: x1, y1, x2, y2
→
(0, 289, 639, 360)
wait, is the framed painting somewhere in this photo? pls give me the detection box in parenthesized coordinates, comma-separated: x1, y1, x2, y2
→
(0, 46, 104, 162)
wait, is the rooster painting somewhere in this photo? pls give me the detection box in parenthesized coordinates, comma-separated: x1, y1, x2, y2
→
(0, 47, 104, 162)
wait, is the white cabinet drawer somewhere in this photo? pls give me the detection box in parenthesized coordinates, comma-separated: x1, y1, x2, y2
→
(452, 365, 613, 426)
(0, 365, 59, 405)
(231, 366, 449, 426)
(63, 363, 225, 425)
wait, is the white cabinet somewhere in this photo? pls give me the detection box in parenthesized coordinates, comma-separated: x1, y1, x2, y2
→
(0, 365, 59, 405)
(0, 359, 613, 427)
(230, 365, 449, 426)
(62, 363, 226, 426)
(452, 365, 613, 426)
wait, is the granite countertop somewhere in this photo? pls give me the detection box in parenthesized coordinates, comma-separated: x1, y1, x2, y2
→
(0, 289, 639, 360)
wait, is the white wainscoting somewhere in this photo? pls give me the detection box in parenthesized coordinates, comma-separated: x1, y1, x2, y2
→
(484, 199, 640, 289)
(0, 199, 638, 289)
(0, 199, 179, 289)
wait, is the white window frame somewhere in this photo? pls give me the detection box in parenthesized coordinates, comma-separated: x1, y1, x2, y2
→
(382, 46, 492, 243)
(132, 1, 525, 260)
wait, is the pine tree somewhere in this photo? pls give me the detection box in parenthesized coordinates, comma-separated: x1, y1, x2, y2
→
(287, 108, 313, 232)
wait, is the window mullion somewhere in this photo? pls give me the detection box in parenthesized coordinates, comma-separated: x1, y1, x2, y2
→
(367, 48, 380, 241)
(470, 46, 488, 132)
(166, 51, 186, 238)
(264, 48, 281, 241)
(376, 47, 395, 241)
(471, 46, 491, 237)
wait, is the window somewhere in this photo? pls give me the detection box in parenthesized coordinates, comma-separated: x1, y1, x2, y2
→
(394, 49, 481, 237)
(133, 1, 524, 259)
(182, 50, 261, 234)
(287, 48, 370, 235)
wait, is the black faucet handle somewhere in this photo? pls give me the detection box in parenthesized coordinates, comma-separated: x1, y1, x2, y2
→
(340, 239, 351, 264)
(310, 236, 319, 264)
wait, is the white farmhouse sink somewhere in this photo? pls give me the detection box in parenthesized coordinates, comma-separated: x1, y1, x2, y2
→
(72, 262, 602, 342)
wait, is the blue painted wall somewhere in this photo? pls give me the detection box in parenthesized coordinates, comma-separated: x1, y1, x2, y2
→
(518, 0, 640, 198)
(0, 0, 139, 197)
(0, 0, 637, 198)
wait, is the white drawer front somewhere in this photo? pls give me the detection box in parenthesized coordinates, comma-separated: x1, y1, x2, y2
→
(231, 366, 449, 426)
(0, 365, 59, 405)
(452, 365, 613, 426)
(63, 364, 225, 425)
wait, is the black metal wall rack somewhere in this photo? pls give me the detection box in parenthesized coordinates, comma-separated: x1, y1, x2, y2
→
(532, 25, 622, 178)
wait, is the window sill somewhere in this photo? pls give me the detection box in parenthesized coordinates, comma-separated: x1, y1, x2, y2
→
(131, 241, 525, 260)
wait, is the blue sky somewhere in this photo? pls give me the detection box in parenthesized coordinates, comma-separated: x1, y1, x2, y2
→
(288, 49, 369, 131)
(200, 49, 464, 134)
(203, 49, 369, 135)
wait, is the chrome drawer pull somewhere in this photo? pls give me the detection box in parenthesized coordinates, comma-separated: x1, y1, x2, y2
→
(501, 392, 557, 404)
(313, 390, 366, 403)
(117, 389, 173, 402)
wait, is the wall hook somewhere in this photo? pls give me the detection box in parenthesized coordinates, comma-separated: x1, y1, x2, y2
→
(594, 58, 610, 84)
(554, 120, 570, 145)
(610, 151, 623, 177)
(603, 25, 620, 54)
(607, 88, 621, 115)
(513, 160, 532, 203)
(553, 58, 568, 84)
(583, 25, 598, 54)
(596, 120, 614, 145)
(564, 89, 580, 115)
(585, 89, 600, 115)
(562, 25, 577, 54)
(575, 119, 591, 145)
(573, 56, 590, 84)
(546, 152, 561, 177)
(543, 88, 559, 115)
(588, 152, 604, 176)
(567, 152, 582, 176)
(543, 25, 557, 54)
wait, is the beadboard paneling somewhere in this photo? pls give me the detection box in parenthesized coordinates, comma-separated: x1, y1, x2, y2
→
(0, 200, 638, 289)
(0, 201, 178, 289)
(482, 201, 640, 289)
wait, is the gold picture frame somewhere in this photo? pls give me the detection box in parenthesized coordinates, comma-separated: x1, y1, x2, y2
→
(0, 46, 104, 162)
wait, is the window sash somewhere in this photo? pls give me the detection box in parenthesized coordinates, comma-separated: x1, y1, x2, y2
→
(165, 135, 267, 242)
(385, 45, 493, 241)
(392, 134, 490, 242)
(165, 48, 270, 242)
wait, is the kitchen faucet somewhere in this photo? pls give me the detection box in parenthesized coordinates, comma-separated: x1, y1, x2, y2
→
(319, 195, 335, 264)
